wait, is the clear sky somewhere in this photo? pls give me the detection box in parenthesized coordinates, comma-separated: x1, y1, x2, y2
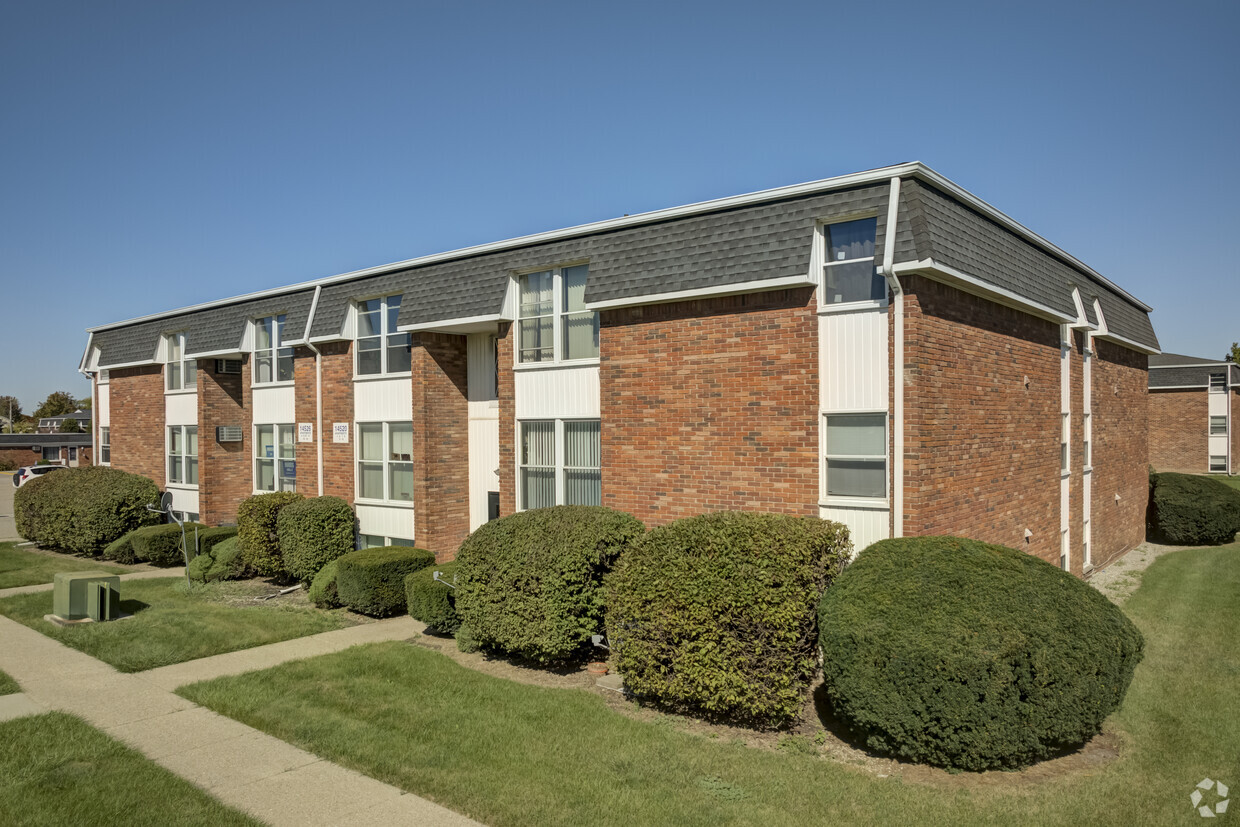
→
(1, 0, 1237, 411)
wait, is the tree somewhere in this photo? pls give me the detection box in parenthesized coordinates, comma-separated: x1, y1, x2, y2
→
(10, 418, 34, 434)
(1227, 342, 1240, 364)
(0, 395, 21, 433)
(60, 418, 82, 433)
(31, 391, 79, 420)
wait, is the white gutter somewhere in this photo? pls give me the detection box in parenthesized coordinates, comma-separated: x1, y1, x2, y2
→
(302, 286, 325, 497)
(586, 274, 819, 312)
(892, 259, 1077, 325)
(77, 333, 96, 466)
(880, 177, 905, 539)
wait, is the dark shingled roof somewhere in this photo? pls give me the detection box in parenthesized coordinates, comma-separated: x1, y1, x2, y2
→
(0, 434, 92, 448)
(1149, 354, 1240, 388)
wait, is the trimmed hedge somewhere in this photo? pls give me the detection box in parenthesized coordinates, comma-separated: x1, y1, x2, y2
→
(103, 531, 139, 564)
(818, 536, 1144, 771)
(196, 526, 237, 559)
(456, 506, 646, 664)
(607, 512, 850, 726)
(277, 496, 356, 582)
(13, 466, 161, 554)
(1150, 472, 1240, 545)
(188, 536, 248, 584)
(131, 522, 206, 566)
(308, 559, 342, 608)
(237, 492, 303, 577)
(337, 547, 436, 617)
(406, 561, 461, 633)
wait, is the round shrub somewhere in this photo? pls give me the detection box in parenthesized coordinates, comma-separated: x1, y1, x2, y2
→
(308, 559, 342, 608)
(1150, 472, 1240, 545)
(455, 506, 646, 665)
(187, 549, 213, 582)
(277, 496, 356, 582)
(406, 561, 460, 634)
(196, 526, 238, 559)
(103, 531, 139, 564)
(337, 547, 436, 617)
(187, 536, 248, 584)
(237, 491, 303, 577)
(818, 536, 1145, 771)
(131, 522, 206, 566)
(14, 466, 160, 554)
(607, 512, 851, 726)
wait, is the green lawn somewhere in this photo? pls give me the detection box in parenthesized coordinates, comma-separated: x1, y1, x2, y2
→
(0, 668, 17, 696)
(0, 542, 126, 589)
(0, 578, 354, 672)
(0, 712, 257, 826)
(179, 543, 1240, 826)
(1210, 474, 1240, 493)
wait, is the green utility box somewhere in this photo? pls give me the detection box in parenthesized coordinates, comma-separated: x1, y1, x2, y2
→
(52, 571, 121, 622)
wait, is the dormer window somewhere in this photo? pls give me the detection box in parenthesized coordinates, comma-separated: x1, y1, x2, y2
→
(822, 218, 885, 306)
(254, 315, 293, 384)
(165, 333, 196, 392)
(356, 295, 411, 376)
(517, 264, 598, 364)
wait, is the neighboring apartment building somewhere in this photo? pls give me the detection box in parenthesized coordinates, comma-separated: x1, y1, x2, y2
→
(37, 408, 93, 434)
(1148, 353, 1240, 475)
(79, 163, 1158, 574)
(0, 434, 92, 469)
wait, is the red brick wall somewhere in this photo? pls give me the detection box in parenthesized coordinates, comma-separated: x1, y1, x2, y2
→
(1233, 389, 1239, 473)
(319, 342, 354, 503)
(109, 365, 165, 487)
(199, 357, 251, 526)
(901, 276, 1062, 565)
(293, 348, 320, 498)
(1148, 388, 1207, 473)
(1089, 339, 1147, 568)
(410, 333, 470, 558)
(0, 446, 91, 468)
(1067, 329, 1086, 576)
(598, 288, 818, 527)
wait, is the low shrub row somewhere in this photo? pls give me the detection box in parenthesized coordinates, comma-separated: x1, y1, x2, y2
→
(187, 535, 247, 583)
(1149, 472, 1240, 545)
(337, 547, 435, 617)
(14, 467, 161, 554)
(405, 561, 460, 633)
(235, 493, 356, 583)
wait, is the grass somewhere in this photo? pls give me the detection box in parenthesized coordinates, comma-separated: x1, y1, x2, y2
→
(1208, 474, 1240, 493)
(179, 543, 1240, 826)
(0, 668, 18, 696)
(0, 712, 257, 826)
(0, 577, 353, 672)
(0, 542, 126, 589)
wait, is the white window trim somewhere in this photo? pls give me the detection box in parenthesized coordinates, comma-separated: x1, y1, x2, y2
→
(515, 417, 602, 510)
(99, 426, 111, 466)
(166, 424, 198, 489)
(252, 314, 294, 387)
(253, 423, 297, 494)
(816, 216, 888, 314)
(1209, 416, 1228, 436)
(353, 295, 413, 379)
(821, 411, 889, 504)
(354, 421, 415, 507)
(357, 533, 417, 550)
(164, 332, 197, 394)
(1209, 373, 1227, 392)
(513, 263, 600, 367)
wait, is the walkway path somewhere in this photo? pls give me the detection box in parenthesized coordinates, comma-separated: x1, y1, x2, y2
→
(0, 614, 479, 826)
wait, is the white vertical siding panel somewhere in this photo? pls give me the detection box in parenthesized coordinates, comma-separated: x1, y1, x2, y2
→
(467, 333, 497, 402)
(1209, 435, 1228, 455)
(514, 366, 600, 419)
(168, 487, 199, 516)
(354, 378, 413, 422)
(1209, 393, 1228, 417)
(252, 386, 296, 424)
(469, 417, 500, 530)
(819, 505, 888, 554)
(820, 310, 888, 412)
(97, 385, 110, 426)
(165, 393, 198, 426)
(356, 504, 415, 540)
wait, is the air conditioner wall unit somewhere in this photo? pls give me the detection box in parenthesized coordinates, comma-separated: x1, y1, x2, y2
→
(215, 359, 242, 374)
(216, 426, 243, 443)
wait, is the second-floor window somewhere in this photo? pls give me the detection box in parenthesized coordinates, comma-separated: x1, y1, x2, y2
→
(518, 264, 599, 364)
(166, 333, 196, 391)
(255, 315, 294, 384)
(168, 425, 198, 486)
(356, 295, 411, 375)
(822, 218, 885, 306)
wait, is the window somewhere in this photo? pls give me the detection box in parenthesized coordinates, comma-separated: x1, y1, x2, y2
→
(519, 419, 601, 509)
(825, 413, 886, 498)
(99, 426, 110, 464)
(98, 369, 109, 384)
(165, 333, 197, 392)
(41, 446, 59, 462)
(254, 315, 293, 384)
(356, 295, 411, 375)
(1210, 456, 1227, 472)
(822, 218, 885, 305)
(1210, 372, 1226, 392)
(358, 534, 416, 549)
(1210, 416, 1228, 435)
(517, 264, 598, 363)
(255, 424, 296, 492)
(1082, 413, 1092, 467)
(167, 426, 198, 486)
(357, 422, 413, 502)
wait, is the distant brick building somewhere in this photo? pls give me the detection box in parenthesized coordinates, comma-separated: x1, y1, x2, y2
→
(80, 163, 1158, 574)
(0, 434, 92, 469)
(1149, 354, 1239, 475)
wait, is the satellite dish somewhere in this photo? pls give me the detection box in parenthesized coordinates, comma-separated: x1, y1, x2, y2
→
(160, 491, 174, 511)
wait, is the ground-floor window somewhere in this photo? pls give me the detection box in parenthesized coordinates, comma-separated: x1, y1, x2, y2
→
(356, 422, 413, 503)
(41, 446, 59, 462)
(255, 424, 296, 492)
(100, 426, 110, 464)
(1210, 455, 1227, 472)
(824, 413, 887, 499)
(167, 426, 198, 486)
(519, 419, 601, 509)
(358, 533, 415, 549)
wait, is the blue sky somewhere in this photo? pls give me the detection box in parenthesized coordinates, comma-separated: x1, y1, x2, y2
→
(1, 0, 1236, 410)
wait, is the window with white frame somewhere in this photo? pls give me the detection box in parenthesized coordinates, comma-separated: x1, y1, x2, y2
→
(822, 218, 885, 306)
(1082, 412, 1092, 467)
(1210, 372, 1226, 392)
(255, 424, 296, 492)
(167, 425, 198, 486)
(98, 369, 110, 384)
(824, 413, 887, 499)
(519, 419, 601, 509)
(517, 264, 598, 364)
(357, 422, 413, 503)
(358, 534, 416, 549)
(356, 295, 412, 376)
(100, 426, 110, 464)
(165, 333, 197, 392)
(1210, 415, 1228, 436)
(1210, 455, 1227, 472)
(41, 446, 60, 462)
(254, 315, 294, 384)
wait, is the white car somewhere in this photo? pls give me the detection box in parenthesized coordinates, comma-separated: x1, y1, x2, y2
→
(12, 464, 67, 488)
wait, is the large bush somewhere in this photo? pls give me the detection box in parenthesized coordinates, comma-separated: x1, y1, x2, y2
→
(406, 561, 461, 634)
(237, 491, 303, 577)
(818, 536, 1144, 771)
(456, 506, 645, 664)
(336, 547, 436, 617)
(195, 525, 237, 559)
(1150, 472, 1240, 545)
(14, 466, 160, 554)
(308, 559, 342, 608)
(131, 522, 206, 566)
(188, 535, 248, 584)
(277, 496, 355, 582)
(607, 512, 850, 726)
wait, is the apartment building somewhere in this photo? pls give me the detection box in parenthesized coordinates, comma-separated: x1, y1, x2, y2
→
(1149, 353, 1240, 475)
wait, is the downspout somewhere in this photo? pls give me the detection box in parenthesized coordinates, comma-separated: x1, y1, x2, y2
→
(77, 334, 95, 466)
(302, 286, 325, 497)
(880, 176, 905, 538)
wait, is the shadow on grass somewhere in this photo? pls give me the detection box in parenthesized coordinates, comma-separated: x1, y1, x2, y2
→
(118, 599, 151, 615)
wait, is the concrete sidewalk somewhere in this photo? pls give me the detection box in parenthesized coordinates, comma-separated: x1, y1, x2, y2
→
(0, 567, 188, 599)
(0, 614, 479, 826)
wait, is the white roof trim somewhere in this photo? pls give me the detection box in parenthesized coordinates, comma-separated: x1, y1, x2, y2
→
(186, 348, 245, 360)
(1149, 362, 1234, 369)
(96, 358, 159, 370)
(585, 274, 818, 312)
(891, 259, 1076, 325)
(397, 313, 507, 333)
